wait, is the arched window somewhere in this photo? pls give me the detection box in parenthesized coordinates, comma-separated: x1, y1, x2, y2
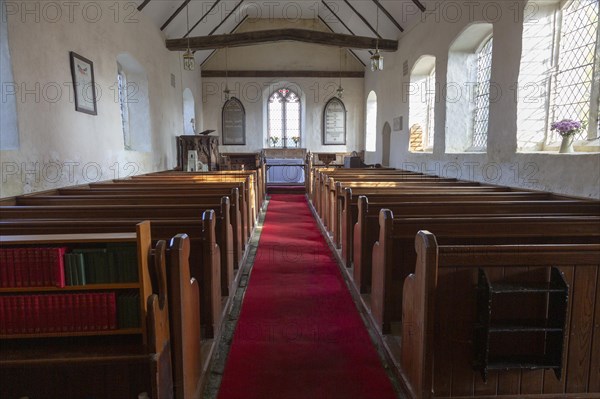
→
(268, 88, 300, 148)
(1, 0, 19, 150)
(183, 88, 195, 135)
(116, 53, 151, 152)
(365, 91, 377, 152)
(473, 37, 493, 149)
(446, 24, 493, 153)
(409, 56, 436, 152)
(517, 0, 599, 151)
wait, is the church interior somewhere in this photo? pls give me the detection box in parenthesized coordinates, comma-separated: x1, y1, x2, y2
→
(1, 0, 599, 398)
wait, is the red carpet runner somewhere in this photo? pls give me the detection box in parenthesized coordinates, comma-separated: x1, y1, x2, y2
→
(218, 194, 397, 399)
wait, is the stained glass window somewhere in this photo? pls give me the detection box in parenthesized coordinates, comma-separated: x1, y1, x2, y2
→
(472, 37, 493, 149)
(268, 89, 301, 147)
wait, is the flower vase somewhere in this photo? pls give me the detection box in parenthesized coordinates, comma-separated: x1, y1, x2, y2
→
(559, 134, 574, 153)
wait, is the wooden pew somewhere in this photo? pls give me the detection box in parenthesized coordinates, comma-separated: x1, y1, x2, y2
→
(370, 211, 600, 334)
(123, 172, 258, 225)
(15, 191, 244, 270)
(402, 231, 600, 398)
(166, 234, 202, 399)
(352, 196, 600, 292)
(56, 187, 249, 249)
(87, 181, 253, 240)
(0, 225, 173, 399)
(143, 169, 264, 213)
(339, 188, 555, 265)
(324, 180, 499, 240)
(0, 205, 226, 339)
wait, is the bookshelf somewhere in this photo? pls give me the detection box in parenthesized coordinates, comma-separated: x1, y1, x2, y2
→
(0, 221, 152, 344)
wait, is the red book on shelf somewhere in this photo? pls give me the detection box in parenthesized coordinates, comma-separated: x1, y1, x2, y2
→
(73, 294, 82, 332)
(41, 248, 50, 286)
(16, 296, 25, 334)
(60, 295, 69, 333)
(99, 293, 108, 330)
(81, 294, 90, 332)
(47, 295, 57, 333)
(5, 249, 15, 288)
(92, 293, 100, 331)
(108, 293, 117, 330)
(50, 248, 67, 288)
(13, 249, 23, 287)
(32, 295, 41, 333)
(31, 248, 43, 287)
(24, 296, 34, 334)
(0, 297, 6, 334)
(0, 250, 7, 288)
(38, 295, 48, 334)
(6, 297, 14, 335)
(20, 249, 31, 287)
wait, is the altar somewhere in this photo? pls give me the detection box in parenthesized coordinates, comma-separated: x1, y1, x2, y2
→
(262, 148, 306, 184)
(265, 158, 305, 184)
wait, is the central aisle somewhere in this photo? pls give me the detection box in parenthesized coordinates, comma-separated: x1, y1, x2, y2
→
(217, 194, 397, 399)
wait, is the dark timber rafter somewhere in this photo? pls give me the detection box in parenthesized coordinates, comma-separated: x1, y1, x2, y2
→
(166, 29, 398, 51)
(321, 1, 373, 56)
(317, 16, 366, 67)
(160, 0, 192, 31)
(185, 0, 224, 38)
(137, 0, 152, 12)
(412, 0, 426, 13)
(371, 0, 404, 32)
(342, 0, 381, 39)
(200, 14, 249, 67)
(209, 0, 244, 36)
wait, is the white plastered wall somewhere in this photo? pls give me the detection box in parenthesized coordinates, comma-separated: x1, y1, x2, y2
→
(0, 1, 202, 197)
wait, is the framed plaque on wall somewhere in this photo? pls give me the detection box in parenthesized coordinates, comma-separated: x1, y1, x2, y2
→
(323, 97, 346, 145)
(222, 97, 246, 145)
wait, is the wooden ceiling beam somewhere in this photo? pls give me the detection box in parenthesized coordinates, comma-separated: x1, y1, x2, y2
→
(167, 28, 398, 51)
(201, 70, 364, 78)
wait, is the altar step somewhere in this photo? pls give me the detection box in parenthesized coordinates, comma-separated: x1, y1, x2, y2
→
(267, 184, 306, 195)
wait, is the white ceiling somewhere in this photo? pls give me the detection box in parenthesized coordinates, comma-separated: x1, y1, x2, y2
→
(133, 0, 432, 67)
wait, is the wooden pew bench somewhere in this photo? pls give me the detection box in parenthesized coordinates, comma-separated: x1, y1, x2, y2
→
(56, 187, 249, 248)
(15, 191, 244, 270)
(339, 189, 556, 265)
(370, 211, 600, 334)
(86, 181, 253, 240)
(401, 231, 600, 398)
(324, 181, 505, 243)
(115, 174, 257, 224)
(353, 196, 600, 293)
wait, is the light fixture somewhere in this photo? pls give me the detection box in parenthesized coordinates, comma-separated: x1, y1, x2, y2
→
(370, 7, 383, 71)
(223, 47, 230, 101)
(337, 48, 344, 98)
(183, 4, 195, 71)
